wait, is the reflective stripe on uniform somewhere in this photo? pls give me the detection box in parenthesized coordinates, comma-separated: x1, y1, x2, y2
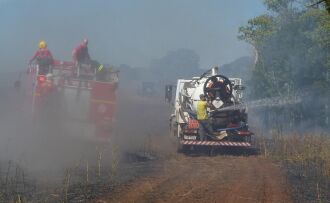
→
(91, 99, 115, 104)
(98, 64, 104, 71)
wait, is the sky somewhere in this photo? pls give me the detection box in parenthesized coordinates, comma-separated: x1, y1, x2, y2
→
(0, 0, 266, 70)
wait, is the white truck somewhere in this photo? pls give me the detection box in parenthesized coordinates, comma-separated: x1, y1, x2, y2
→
(170, 66, 253, 152)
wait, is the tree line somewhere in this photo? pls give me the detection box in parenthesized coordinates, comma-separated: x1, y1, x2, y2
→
(239, 0, 330, 130)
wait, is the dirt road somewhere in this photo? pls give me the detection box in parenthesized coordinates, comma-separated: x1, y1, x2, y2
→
(97, 154, 293, 203)
(0, 80, 294, 202)
(94, 87, 293, 203)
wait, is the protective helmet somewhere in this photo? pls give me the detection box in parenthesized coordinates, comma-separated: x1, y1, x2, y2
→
(98, 64, 104, 72)
(83, 38, 88, 46)
(39, 40, 47, 49)
(46, 73, 53, 81)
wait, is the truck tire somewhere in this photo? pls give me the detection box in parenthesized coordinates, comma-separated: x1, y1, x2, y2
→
(176, 138, 188, 153)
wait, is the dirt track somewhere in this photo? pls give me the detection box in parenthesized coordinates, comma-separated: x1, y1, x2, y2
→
(0, 82, 294, 202)
(97, 154, 293, 203)
(93, 87, 294, 203)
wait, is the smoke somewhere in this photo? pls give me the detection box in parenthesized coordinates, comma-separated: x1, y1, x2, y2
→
(0, 0, 269, 190)
(0, 0, 265, 70)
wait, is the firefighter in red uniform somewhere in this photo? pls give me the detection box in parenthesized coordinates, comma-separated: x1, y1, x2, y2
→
(72, 39, 92, 77)
(29, 40, 54, 75)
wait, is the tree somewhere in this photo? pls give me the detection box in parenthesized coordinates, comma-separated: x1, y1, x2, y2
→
(263, 0, 295, 12)
(239, 0, 330, 128)
(310, 0, 330, 13)
(238, 15, 276, 47)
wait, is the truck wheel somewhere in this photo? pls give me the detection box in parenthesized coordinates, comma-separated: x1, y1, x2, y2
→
(177, 139, 184, 153)
(176, 138, 188, 153)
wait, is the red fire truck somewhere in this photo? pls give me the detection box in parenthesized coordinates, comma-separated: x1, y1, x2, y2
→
(26, 60, 119, 141)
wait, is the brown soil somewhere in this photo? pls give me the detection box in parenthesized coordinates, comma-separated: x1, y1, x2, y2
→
(96, 154, 293, 203)
(0, 75, 295, 203)
(94, 87, 293, 203)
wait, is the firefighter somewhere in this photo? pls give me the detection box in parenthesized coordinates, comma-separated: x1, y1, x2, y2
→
(29, 40, 54, 75)
(207, 77, 232, 105)
(72, 38, 90, 64)
(197, 94, 216, 140)
(72, 38, 91, 77)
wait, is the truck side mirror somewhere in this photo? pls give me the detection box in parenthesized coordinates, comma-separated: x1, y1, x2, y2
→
(165, 85, 173, 103)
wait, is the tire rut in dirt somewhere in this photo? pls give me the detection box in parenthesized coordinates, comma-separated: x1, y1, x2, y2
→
(97, 155, 293, 203)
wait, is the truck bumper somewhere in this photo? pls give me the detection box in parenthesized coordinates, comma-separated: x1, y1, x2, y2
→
(180, 140, 251, 147)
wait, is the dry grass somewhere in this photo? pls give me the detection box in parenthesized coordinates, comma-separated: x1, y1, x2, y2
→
(256, 132, 330, 202)
(0, 161, 35, 203)
(0, 132, 163, 202)
(0, 142, 120, 202)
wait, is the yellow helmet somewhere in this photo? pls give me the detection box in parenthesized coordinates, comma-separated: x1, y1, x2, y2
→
(39, 40, 47, 49)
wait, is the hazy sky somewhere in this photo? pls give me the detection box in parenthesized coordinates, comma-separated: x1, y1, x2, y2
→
(0, 0, 266, 70)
